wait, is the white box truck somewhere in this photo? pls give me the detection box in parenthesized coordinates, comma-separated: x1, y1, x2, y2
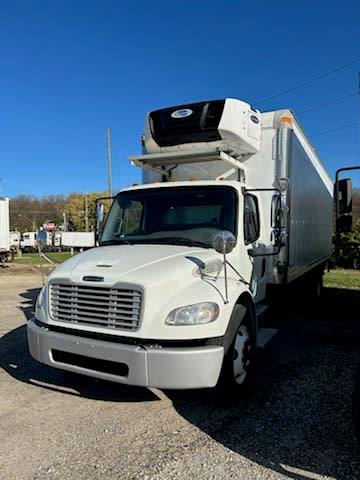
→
(28, 98, 335, 394)
(20, 231, 38, 252)
(0, 197, 10, 263)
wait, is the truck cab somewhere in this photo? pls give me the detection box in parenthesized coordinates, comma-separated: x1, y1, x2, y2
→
(20, 231, 38, 252)
(28, 98, 333, 394)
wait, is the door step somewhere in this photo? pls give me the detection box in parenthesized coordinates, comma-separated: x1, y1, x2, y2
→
(257, 327, 278, 348)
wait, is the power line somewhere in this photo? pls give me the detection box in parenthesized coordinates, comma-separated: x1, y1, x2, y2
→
(312, 121, 360, 138)
(256, 56, 360, 105)
(298, 92, 358, 114)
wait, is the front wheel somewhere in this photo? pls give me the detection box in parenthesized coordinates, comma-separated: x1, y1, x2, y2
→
(216, 304, 255, 403)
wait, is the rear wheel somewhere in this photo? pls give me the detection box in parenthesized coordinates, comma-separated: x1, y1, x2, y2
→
(308, 270, 323, 304)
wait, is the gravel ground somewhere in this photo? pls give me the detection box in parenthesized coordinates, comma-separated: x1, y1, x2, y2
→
(0, 274, 360, 480)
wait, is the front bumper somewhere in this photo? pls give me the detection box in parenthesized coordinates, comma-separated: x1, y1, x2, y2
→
(27, 318, 224, 389)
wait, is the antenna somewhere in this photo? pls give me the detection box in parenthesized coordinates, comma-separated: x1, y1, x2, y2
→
(107, 129, 113, 197)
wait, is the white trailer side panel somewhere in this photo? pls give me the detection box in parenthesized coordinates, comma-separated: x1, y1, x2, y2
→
(0, 198, 10, 252)
(287, 127, 333, 282)
(61, 232, 95, 248)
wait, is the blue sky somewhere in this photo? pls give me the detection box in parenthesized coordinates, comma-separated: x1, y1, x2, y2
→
(1, 0, 359, 198)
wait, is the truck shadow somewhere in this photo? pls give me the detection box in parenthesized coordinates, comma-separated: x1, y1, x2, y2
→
(168, 286, 360, 480)
(0, 324, 159, 402)
(2, 286, 159, 402)
(2, 284, 360, 479)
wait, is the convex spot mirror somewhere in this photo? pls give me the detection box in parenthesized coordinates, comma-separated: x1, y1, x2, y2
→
(212, 231, 237, 254)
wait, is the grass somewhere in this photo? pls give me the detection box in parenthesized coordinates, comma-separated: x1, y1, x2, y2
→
(324, 269, 360, 290)
(13, 251, 74, 265)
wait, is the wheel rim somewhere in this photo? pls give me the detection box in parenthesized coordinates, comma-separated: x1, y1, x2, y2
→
(233, 324, 251, 385)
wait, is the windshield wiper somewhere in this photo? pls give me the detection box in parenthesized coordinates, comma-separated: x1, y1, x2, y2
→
(131, 237, 211, 248)
(99, 239, 131, 246)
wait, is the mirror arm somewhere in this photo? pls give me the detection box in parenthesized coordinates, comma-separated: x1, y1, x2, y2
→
(226, 260, 250, 286)
(223, 250, 229, 304)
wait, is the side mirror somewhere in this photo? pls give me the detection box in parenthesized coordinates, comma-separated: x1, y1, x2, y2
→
(336, 178, 352, 215)
(97, 202, 104, 225)
(212, 231, 237, 254)
(336, 214, 352, 233)
(95, 196, 115, 243)
(335, 178, 353, 234)
(96, 202, 105, 241)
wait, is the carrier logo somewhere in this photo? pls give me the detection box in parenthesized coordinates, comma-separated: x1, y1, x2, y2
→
(171, 108, 193, 119)
(250, 115, 260, 124)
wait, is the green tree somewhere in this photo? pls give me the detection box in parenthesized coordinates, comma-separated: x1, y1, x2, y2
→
(65, 192, 111, 231)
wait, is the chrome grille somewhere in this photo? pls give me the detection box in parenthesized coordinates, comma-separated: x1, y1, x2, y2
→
(50, 284, 141, 331)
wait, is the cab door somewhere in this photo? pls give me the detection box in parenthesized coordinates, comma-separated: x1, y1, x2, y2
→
(243, 193, 267, 303)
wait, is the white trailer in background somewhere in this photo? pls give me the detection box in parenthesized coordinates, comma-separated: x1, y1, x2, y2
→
(9, 231, 21, 250)
(61, 232, 95, 249)
(0, 197, 10, 262)
(29, 98, 334, 396)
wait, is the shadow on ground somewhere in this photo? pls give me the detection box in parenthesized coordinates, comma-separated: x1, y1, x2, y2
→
(1, 286, 159, 402)
(170, 286, 360, 480)
(1, 285, 360, 479)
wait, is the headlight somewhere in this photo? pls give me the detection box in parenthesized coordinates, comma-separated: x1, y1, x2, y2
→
(165, 302, 219, 326)
(36, 285, 46, 310)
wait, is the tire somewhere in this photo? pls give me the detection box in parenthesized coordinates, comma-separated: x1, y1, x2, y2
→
(307, 270, 323, 303)
(215, 304, 256, 404)
(314, 273, 323, 298)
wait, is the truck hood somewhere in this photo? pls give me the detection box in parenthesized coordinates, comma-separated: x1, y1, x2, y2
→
(49, 245, 217, 287)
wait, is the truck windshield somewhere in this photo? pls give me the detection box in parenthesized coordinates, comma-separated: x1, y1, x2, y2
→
(100, 186, 237, 249)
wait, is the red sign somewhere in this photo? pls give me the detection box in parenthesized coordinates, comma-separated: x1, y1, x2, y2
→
(43, 222, 56, 232)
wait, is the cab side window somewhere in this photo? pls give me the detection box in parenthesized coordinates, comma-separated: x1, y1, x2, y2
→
(244, 194, 260, 245)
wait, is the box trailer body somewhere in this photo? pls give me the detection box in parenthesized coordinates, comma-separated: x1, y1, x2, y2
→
(0, 197, 10, 261)
(28, 98, 334, 392)
(61, 232, 95, 248)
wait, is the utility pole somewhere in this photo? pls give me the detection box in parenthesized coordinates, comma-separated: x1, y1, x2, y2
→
(63, 212, 67, 231)
(107, 128, 113, 197)
(84, 194, 89, 232)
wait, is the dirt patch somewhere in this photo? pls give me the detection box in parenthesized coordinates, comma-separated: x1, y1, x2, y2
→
(0, 263, 54, 276)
